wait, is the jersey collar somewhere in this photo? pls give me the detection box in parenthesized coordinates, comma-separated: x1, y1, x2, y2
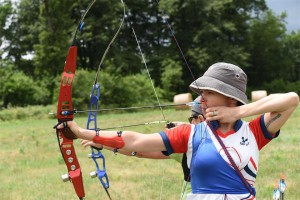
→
(210, 119, 243, 132)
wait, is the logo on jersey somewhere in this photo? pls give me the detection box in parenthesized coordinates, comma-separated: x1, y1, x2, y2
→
(240, 137, 249, 146)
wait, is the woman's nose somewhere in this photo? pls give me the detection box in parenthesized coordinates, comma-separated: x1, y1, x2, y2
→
(200, 96, 206, 103)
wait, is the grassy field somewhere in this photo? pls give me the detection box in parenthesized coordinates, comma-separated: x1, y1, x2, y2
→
(0, 107, 299, 200)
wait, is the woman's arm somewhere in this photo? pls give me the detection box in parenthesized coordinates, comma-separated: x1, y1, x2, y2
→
(81, 140, 169, 159)
(206, 92, 299, 134)
(57, 121, 167, 152)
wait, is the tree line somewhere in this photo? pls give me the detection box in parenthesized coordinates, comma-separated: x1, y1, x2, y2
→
(0, 0, 299, 109)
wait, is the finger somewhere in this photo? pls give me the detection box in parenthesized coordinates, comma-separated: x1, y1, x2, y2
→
(207, 111, 214, 118)
(206, 107, 219, 112)
(55, 122, 63, 129)
(55, 121, 72, 129)
(81, 140, 88, 145)
(206, 109, 218, 117)
(206, 116, 217, 122)
(82, 141, 93, 147)
(205, 107, 215, 113)
(206, 111, 219, 120)
(82, 140, 94, 147)
(83, 142, 91, 147)
(212, 111, 218, 117)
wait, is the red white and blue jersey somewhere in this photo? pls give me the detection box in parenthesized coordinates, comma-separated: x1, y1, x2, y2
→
(159, 115, 279, 200)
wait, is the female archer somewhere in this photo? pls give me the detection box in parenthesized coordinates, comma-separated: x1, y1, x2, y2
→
(80, 96, 204, 199)
(57, 62, 299, 199)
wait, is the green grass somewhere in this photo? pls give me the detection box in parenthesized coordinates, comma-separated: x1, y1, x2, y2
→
(0, 107, 299, 200)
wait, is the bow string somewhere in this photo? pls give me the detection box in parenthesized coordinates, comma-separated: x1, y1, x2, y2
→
(122, 0, 176, 130)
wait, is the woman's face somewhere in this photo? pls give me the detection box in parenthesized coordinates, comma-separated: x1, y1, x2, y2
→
(200, 89, 231, 113)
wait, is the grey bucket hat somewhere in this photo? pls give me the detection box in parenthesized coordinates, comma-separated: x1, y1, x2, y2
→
(191, 96, 203, 116)
(189, 62, 248, 105)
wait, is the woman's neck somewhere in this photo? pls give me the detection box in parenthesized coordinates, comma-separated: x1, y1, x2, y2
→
(217, 122, 235, 134)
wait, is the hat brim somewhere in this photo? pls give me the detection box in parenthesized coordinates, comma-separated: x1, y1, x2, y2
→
(189, 76, 248, 105)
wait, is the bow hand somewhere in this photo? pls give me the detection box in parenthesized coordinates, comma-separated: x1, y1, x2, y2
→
(55, 121, 78, 140)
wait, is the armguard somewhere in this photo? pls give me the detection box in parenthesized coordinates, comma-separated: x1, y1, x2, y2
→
(93, 131, 125, 149)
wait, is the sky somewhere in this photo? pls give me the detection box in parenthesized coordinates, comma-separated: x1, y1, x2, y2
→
(266, 0, 300, 32)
